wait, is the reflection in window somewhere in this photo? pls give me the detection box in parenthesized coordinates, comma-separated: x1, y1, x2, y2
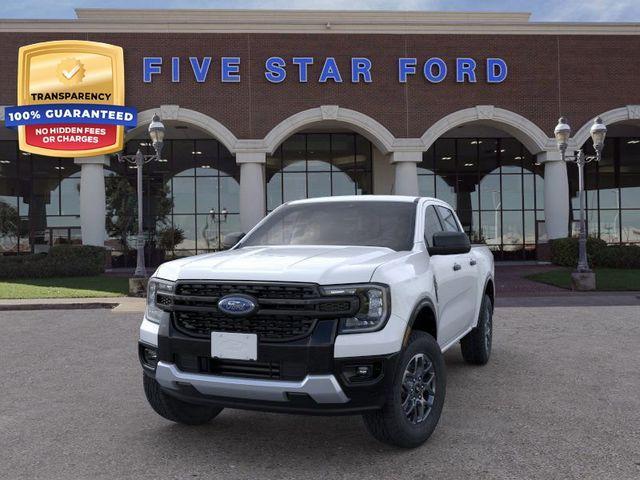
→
(419, 138, 543, 259)
(569, 137, 640, 245)
(113, 138, 240, 260)
(0, 144, 82, 253)
(266, 133, 373, 211)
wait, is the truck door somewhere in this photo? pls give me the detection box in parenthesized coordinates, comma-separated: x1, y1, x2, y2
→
(424, 205, 477, 346)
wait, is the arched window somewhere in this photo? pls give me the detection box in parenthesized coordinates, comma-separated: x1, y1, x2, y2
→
(418, 137, 544, 260)
(266, 133, 373, 212)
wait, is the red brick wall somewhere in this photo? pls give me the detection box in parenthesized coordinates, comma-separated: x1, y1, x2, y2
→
(0, 32, 638, 141)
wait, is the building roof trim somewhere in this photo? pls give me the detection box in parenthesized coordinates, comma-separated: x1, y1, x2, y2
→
(0, 9, 639, 34)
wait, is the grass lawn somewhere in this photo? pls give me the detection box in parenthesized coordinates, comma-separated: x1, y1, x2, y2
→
(0, 276, 130, 299)
(526, 268, 640, 291)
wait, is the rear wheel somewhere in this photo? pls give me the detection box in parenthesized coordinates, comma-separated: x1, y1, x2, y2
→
(362, 331, 446, 448)
(143, 374, 223, 425)
(460, 294, 493, 365)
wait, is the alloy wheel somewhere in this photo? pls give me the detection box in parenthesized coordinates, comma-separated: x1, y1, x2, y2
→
(400, 353, 436, 424)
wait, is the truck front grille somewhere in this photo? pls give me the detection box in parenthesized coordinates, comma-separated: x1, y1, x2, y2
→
(163, 281, 359, 342)
(174, 311, 316, 342)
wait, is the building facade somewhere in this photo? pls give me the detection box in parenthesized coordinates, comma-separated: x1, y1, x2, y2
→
(0, 9, 639, 264)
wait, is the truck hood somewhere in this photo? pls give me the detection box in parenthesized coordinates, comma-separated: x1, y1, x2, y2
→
(154, 245, 406, 285)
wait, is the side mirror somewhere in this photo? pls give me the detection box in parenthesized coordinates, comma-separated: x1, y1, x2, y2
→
(428, 231, 471, 256)
(222, 232, 245, 250)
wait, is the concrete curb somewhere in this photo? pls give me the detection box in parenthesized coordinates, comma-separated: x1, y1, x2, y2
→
(0, 302, 118, 311)
(0, 296, 146, 312)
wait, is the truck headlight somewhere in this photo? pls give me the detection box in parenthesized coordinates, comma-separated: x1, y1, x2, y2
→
(321, 284, 390, 334)
(146, 278, 174, 324)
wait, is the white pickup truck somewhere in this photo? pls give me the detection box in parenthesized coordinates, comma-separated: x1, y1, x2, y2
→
(139, 195, 494, 448)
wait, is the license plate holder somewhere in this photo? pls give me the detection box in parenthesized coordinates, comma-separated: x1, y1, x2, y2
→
(210, 332, 258, 361)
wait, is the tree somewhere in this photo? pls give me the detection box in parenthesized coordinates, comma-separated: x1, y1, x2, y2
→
(0, 201, 21, 251)
(105, 176, 173, 251)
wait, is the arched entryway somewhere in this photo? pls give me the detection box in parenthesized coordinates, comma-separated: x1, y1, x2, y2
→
(262, 106, 394, 211)
(419, 107, 554, 260)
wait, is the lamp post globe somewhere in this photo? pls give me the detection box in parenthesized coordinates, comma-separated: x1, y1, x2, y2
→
(148, 113, 166, 158)
(590, 116, 607, 154)
(554, 117, 571, 155)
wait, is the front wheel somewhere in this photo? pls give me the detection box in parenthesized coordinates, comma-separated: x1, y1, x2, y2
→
(143, 374, 223, 425)
(363, 331, 446, 448)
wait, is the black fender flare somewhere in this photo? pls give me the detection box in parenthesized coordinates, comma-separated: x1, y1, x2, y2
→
(402, 295, 438, 347)
(481, 275, 495, 312)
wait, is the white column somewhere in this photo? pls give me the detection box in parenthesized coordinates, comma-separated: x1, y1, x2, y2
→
(391, 151, 422, 196)
(237, 151, 266, 233)
(74, 155, 109, 246)
(538, 151, 569, 239)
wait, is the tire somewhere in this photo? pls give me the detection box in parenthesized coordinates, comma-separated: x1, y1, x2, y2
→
(362, 331, 446, 448)
(143, 374, 223, 425)
(460, 294, 493, 365)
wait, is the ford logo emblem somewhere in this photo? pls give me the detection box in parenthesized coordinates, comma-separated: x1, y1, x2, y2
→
(217, 295, 257, 316)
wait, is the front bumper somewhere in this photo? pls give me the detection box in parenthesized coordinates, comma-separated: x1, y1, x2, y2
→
(141, 316, 400, 415)
(156, 361, 348, 403)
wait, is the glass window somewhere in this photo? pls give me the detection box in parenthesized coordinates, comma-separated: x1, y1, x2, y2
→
(173, 140, 195, 176)
(195, 177, 219, 214)
(501, 175, 523, 210)
(620, 174, 640, 209)
(418, 175, 435, 198)
(307, 134, 331, 171)
(424, 205, 443, 246)
(282, 135, 305, 172)
(434, 139, 456, 176)
(435, 206, 460, 232)
(0, 141, 18, 177)
(172, 177, 195, 214)
(500, 138, 523, 174)
(621, 210, 640, 243)
(242, 201, 416, 251)
(266, 133, 372, 211)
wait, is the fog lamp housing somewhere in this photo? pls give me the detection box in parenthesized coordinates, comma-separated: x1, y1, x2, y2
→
(139, 344, 158, 369)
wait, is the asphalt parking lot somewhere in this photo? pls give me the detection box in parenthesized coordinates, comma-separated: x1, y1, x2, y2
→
(1, 305, 639, 480)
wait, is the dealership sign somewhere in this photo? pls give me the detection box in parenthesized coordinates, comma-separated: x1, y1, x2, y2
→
(142, 56, 508, 84)
(5, 40, 136, 157)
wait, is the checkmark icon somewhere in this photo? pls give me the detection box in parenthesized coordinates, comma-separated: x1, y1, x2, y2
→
(62, 64, 80, 79)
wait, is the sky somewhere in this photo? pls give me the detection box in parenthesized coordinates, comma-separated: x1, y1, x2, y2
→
(0, 0, 639, 22)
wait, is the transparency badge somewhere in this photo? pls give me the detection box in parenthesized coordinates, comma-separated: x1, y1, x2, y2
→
(5, 40, 137, 157)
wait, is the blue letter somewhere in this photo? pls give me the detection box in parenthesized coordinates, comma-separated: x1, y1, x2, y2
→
(143, 57, 162, 83)
(171, 57, 180, 83)
(487, 58, 508, 83)
(319, 57, 342, 83)
(398, 58, 416, 83)
(351, 57, 372, 83)
(292, 57, 313, 82)
(221, 57, 241, 83)
(456, 58, 477, 83)
(189, 57, 211, 83)
(265, 56, 287, 83)
(424, 58, 447, 83)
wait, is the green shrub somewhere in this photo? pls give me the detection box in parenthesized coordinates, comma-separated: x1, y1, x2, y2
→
(593, 245, 640, 268)
(550, 237, 640, 268)
(0, 245, 106, 279)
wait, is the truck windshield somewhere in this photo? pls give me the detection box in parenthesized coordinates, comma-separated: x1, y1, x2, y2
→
(240, 201, 416, 251)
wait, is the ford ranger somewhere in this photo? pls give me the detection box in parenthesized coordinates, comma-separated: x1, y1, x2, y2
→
(139, 195, 494, 448)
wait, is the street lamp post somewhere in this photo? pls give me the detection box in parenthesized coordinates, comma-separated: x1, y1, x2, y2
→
(117, 114, 166, 278)
(553, 116, 607, 287)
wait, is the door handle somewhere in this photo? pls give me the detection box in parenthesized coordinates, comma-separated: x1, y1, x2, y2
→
(453, 263, 462, 271)
(469, 259, 477, 266)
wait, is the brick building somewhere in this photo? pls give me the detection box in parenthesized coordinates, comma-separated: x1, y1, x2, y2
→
(0, 9, 639, 263)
